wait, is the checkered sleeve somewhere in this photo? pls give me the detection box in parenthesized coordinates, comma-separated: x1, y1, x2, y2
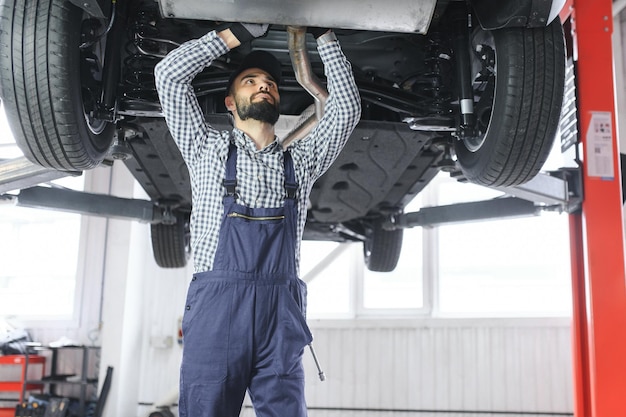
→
(290, 39, 362, 180)
(154, 31, 229, 165)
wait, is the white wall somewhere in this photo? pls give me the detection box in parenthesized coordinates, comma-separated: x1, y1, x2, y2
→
(299, 320, 572, 416)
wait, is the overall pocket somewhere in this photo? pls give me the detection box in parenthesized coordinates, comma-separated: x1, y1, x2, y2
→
(181, 278, 234, 383)
(214, 207, 294, 274)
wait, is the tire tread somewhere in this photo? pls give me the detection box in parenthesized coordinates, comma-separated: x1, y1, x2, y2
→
(456, 20, 565, 187)
(0, 0, 113, 170)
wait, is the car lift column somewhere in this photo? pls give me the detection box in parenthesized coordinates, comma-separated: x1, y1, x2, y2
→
(566, 0, 626, 415)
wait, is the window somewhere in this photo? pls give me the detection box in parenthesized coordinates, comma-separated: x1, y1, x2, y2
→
(303, 169, 573, 319)
(302, 241, 355, 318)
(0, 203, 82, 318)
(437, 214, 572, 316)
(305, 197, 426, 318)
(434, 175, 572, 317)
(361, 226, 423, 311)
(0, 103, 84, 321)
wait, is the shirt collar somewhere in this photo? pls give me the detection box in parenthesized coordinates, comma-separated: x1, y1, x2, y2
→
(232, 128, 281, 154)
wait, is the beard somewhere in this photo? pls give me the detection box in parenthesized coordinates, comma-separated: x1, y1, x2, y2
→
(235, 95, 280, 125)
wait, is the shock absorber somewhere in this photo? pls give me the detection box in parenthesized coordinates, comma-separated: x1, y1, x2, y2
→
(453, 8, 477, 138)
(100, 0, 125, 120)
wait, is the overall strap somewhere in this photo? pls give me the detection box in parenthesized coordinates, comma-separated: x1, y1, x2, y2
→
(223, 143, 237, 197)
(223, 142, 298, 200)
(283, 150, 298, 200)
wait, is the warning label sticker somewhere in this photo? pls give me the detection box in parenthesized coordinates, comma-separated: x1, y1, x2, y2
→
(586, 111, 614, 179)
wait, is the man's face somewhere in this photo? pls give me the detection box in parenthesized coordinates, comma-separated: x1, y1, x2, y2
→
(230, 68, 280, 125)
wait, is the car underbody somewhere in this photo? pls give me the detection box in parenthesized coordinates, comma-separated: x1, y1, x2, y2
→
(0, 0, 567, 269)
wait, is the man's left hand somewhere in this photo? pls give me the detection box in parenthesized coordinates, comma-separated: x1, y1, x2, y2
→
(229, 23, 270, 43)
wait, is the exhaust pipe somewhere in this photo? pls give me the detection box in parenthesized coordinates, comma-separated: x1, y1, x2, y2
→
(281, 26, 329, 148)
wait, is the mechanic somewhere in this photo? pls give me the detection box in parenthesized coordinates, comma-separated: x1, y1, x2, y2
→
(154, 22, 361, 417)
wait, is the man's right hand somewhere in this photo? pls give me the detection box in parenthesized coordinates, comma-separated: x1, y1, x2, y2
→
(228, 23, 269, 44)
(307, 27, 331, 39)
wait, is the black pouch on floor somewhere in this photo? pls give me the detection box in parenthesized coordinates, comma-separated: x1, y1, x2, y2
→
(42, 398, 69, 417)
(14, 403, 28, 417)
(15, 401, 45, 417)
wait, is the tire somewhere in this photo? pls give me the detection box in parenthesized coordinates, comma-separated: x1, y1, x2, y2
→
(454, 19, 565, 187)
(0, 0, 115, 171)
(149, 409, 175, 417)
(363, 220, 403, 272)
(151, 213, 191, 268)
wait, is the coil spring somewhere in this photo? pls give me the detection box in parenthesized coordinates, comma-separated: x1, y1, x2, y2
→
(402, 32, 453, 116)
(122, 10, 179, 105)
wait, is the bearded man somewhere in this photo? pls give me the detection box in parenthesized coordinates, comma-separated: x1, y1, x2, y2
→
(154, 22, 361, 417)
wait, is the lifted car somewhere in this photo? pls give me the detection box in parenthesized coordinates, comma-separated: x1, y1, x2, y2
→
(0, 0, 566, 270)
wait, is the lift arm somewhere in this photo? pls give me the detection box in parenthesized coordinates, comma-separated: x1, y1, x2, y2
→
(388, 169, 582, 230)
(391, 197, 540, 229)
(8, 186, 176, 225)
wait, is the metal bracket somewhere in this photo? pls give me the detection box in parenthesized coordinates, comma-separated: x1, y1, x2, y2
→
(492, 167, 582, 213)
(69, 0, 110, 19)
(387, 167, 583, 230)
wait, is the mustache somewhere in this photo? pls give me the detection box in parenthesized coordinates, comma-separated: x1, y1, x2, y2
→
(252, 91, 275, 103)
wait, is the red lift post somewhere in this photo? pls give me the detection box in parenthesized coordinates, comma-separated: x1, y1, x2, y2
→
(564, 0, 626, 415)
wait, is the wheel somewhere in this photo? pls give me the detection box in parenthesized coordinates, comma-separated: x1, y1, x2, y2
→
(454, 19, 565, 187)
(151, 213, 191, 268)
(363, 220, 403, 272)
(148, 409, 175, 417)
(0, 0, 115, 171)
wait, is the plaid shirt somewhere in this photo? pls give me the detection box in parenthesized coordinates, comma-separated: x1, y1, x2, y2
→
(155, 31, 361, 273)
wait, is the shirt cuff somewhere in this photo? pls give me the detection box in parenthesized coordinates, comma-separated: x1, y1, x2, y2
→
(316, 31, 338, 46)
(200, 30, 230, 54)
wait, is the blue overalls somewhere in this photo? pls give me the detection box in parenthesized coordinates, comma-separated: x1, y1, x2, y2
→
(180, 143, 313, 417)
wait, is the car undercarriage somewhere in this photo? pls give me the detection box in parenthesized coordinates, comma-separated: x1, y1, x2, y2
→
(0, 0, 567, 269)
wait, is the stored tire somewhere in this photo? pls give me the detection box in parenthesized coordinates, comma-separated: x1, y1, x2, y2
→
(151, 213, 191, 268)
(454, 19, 565, 187)
(148, 409, 175, 417)
(0, 0, 115, 171)
(363, 220, 403, 272)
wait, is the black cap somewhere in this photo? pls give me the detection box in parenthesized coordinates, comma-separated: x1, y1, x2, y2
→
(226, 50, 282, 95)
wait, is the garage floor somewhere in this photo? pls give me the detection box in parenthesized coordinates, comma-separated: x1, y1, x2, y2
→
(239, 408, 572, 417)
